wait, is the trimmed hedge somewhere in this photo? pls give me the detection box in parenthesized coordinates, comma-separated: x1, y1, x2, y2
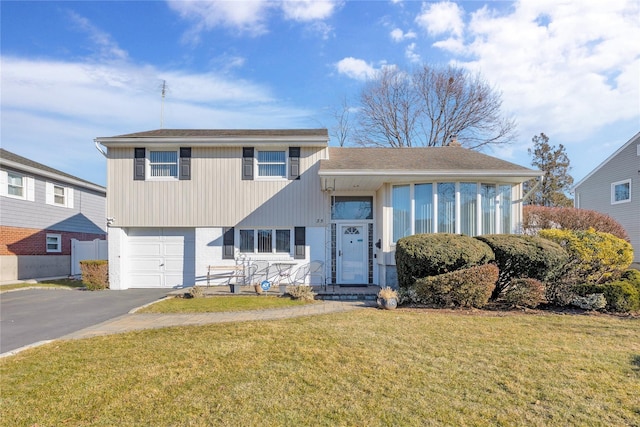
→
(395, 233, 494, 289)
(522, 205, 630, 242)
(80, 260, 109, 290)
(475, 234, 568, 299)
(539, 228, 633, 285)
(502, 278, 546, 308)
(577, 269, 640, 312)
(413, 264, 499, 308)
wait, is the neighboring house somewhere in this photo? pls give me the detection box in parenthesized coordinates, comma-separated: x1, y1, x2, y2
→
(95, 129, 542, 290)
(0, 149, 107, 282)
(573, 132, 640, 265)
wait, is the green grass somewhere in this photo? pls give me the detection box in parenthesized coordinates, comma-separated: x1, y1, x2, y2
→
(138, 295, 311, 313)
(1, 310, 639, 426)
(0, 278, 85, 292)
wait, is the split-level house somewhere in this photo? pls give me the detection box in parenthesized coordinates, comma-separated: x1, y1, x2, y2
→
(95, 129, 542, 290)
(573, 131, 639, 265)
(0, 149, 106, 282)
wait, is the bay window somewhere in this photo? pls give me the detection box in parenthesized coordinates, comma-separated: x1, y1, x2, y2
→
(391, 182, 513, 241)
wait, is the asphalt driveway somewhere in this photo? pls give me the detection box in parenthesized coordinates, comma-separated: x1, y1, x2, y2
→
(0, 288, 169, 354)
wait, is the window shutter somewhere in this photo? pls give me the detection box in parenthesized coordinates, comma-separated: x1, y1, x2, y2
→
(66, 187, 74, 209)
(26, 177, 35, 201)
(223, 227, 235, 259)
(134, 148, 146, 180)
(0, 171, 7, 197)
(45, 182, 54, 205)
(289, 147, 300, 180)
(242, 147, 254, 180)
(294, 226, 305, 259)
(179, 147, 191, 180)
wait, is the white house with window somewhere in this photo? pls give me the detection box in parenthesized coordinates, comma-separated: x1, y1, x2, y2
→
(95, 129, 542, 290)
(573, 132, 640, 265)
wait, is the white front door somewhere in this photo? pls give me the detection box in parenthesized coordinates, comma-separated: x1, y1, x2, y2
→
(338, 224, 367, 284)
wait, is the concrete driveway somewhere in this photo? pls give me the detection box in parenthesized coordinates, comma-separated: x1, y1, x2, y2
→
(0, 288, 169, 354)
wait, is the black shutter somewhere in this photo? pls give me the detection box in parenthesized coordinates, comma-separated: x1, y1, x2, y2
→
(289, 147, 300, 180)
(223, 227, 235, 259)
(179, 147, 191, 180)
(294, 226, 305, 259)
(242, 147, 254, 180)
(134, 148, 145, 180)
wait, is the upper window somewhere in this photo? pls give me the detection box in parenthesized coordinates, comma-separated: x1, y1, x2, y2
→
(611, 179, 631, 204)
(8, 172, 24, 197)
(46, 182, 73, 208)
(257, 151, 286, 178)
(149, 150, 178, 178)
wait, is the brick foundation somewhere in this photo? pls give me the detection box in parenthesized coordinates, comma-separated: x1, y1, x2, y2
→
(0, 226, 105, 256)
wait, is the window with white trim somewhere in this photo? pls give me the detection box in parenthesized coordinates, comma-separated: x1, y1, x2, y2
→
(239, 228, 291, 254)
(46, 234, 62, 253)
(391, 182, 512, 242)
(8, 172, 24, 197)
(1, 171, 34, 201)
(611, 179, 631, 204)
(257, 151, 286, 178)
(46, 182, 73, 208)
(149, 150, 178, 178)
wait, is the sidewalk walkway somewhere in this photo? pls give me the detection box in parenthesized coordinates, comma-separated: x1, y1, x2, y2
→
(61, 300, 373, 341)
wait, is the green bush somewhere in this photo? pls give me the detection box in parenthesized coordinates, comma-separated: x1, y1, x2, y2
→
(413, 264, 499, 308)
(80, 260, 109, 290)
(395, 234, 495, 289)
(539, 228, 633, 285)
(503, 278, 546, 308)
(475, 234, 568, 299)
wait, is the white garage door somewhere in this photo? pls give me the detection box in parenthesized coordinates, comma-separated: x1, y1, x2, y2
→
(128, 228, 195, 288)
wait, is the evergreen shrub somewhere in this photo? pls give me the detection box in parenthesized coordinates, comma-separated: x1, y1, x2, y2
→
(395, 233, 494, 289)
(539, 228, 633, 285)
(475, 234, 568, 299)
(413, 264, 499, 308)
(577, 269, 640, 312)
(80, 260, 109, 290)
(503, 278, 546, 308)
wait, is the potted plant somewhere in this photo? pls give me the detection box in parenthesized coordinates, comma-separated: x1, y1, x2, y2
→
(377, 286, 398, 310)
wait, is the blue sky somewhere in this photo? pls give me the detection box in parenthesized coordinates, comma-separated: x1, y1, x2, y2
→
(2, 0, 639, 187)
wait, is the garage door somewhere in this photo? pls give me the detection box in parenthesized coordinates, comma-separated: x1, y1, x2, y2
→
(128, 228, 195, 288)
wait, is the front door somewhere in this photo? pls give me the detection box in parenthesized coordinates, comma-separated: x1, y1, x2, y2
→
(338, 224, 367, 284)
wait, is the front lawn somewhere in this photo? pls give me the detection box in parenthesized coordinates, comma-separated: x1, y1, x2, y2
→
(138, 295, 312, 313)
(1, 310, 638, 426)
(0, 278, 85, 292)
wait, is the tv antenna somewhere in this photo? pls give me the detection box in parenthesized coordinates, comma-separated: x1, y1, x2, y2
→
(160, 80, 168, 129)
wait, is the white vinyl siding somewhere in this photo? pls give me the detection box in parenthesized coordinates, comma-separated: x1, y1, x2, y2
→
(107, 146, 327, 227)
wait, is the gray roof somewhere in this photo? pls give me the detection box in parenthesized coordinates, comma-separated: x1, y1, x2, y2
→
(321, 146, 538, 173)
(110, 129, 329, 138)
(0, 148, 105, 190)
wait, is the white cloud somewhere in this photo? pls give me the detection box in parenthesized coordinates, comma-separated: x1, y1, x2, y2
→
(390, 28, 417, 42)
(415, 1, 464, 38)
(335, 57, 379, 80)
(405, 43, 421, 63)
(67, 10, 128, 61)
(280, 0, 340, 21)
(167, 0, 341, 40)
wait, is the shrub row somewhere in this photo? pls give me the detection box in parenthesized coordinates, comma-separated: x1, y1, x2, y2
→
(522, 205, 630, 242)
(576, 269, 640, 312)
(395, 234, 494, 289)
(413, 264, 499, 308)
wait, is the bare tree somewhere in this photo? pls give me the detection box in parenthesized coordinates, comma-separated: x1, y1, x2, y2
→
(351, 64, 517, 149)
(355, 67, 422, 147)
(330, 96, 352, 147)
